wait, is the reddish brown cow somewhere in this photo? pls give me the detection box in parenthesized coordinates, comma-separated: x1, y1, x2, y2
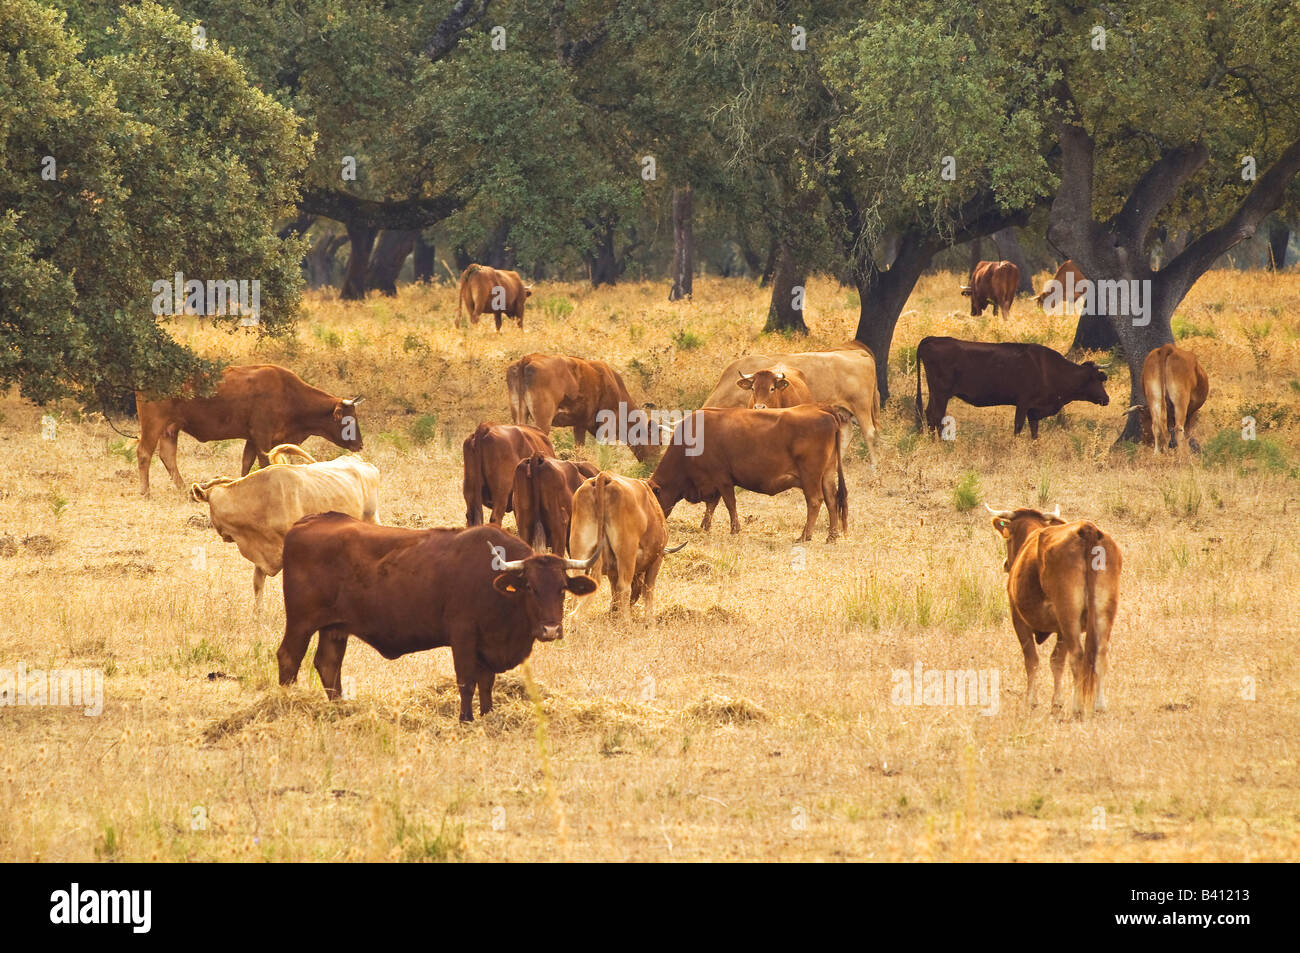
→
(987, 505, 1121, 716)
(135, 364, 363, 496)
(457, 264, 532, 331)
(278, 514, 596, 720)
(511, 452, 600, 554)
(1034, 260, 1088, 310)
(961, 260, 1020, 318)
(1136, 343, 1209, 455)
(462, 424, 555, 526)
(506, 353, 658, 461)
(736, 365, 813, 409)
(915, 337, 1110, 438)
(648, 405, 847, 542)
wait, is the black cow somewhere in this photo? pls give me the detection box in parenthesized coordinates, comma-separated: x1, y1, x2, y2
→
(915, 336, 1110, 438)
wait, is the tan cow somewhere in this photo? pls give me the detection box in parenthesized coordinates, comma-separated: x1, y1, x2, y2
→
(703, 346, 881, 464)
(961, 260, 1019, 318)
(736, 365, 813, 409)
(1034, 260, 1088, 311)
(457, 264, 532, 331)
(986, 504, 1121, 716)
(189, 446, 381, 614)
(462, 424, 555, 527)
(568, 472, 684, 617)
(1136, 344, 1209, 456)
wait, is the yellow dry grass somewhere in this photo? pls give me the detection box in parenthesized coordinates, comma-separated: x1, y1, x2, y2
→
(2, 269, 1299, 861)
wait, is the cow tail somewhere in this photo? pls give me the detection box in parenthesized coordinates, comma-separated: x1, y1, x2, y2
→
(834, 425, 848, 533)
(527, 456, 547, 551)
(463, 426, 486, 526)
(914, 348, 924, 434)
(591, 471, 610, 580)
(1079, 523, 1101, 712)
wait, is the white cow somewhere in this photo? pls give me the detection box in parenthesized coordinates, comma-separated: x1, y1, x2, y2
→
(189, 444, 380, 613)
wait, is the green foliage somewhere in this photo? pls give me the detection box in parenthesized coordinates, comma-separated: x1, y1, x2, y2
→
(672, 329, 704, 351)
(1202, 427, 1290, 476)
(0, 1, 310, 406)
(1172, 316, 1217, 340)
(409, 414, 438, 446)
(953, 470, 982, 512)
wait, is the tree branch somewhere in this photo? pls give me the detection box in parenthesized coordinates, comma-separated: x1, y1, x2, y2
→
(1110, 142, 1208, 250)
(298, 188, 465, 230)
(425, 0, 492, 62)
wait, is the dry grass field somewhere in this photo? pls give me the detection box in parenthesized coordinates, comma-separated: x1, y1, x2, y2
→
(3, 269, 1299, 861)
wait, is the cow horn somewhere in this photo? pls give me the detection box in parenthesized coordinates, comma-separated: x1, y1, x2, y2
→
(563, 550, 599, 571)
(664, 542, 688, 554)
(659, 423, 676, 440)
(738, 371, 754, 382)
(959, 285, 971, 292)
(1123, 404, 1145, 415)
(347, 396, 364, 406)
(983, 503, 1015, 520)
(488, 539, 527, 571)
(774, 370, 785, 381)
(1049, 504, 1061, 519)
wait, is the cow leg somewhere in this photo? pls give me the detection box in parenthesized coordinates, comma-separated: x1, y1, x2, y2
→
(701, 495, 719, 531)
(488, 481, 508, 526)
(477, 669, 496, 717)
(1028, 415, 1041, 439)
(136, 418, 166, 496)
(1012, 615, 1039, 708)
(926, 396, 949, 435)
(493, 311, 504, 332)
(640, 556, 663, 621)
(1013, 407, 1027, 436)
(799, 484, 824, 544)
(573, 424, 587, 446)
(253, 567, 266, 616)
(451, 638, 479, 722)
(820, 471, 841, 542)
(241, 439, 259, 475)
(720, 485, 741, 535)
(1048, 636, 1067, 708)
(313, 627, 349, 700)
(276, 623, 316, 687)
(158, 427, 184, 488)
(612, 539, 638, 614)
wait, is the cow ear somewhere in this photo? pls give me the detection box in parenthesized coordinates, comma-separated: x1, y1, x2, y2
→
(774, 378, 790, 390)
(992, 518, 1011, 539)
(566, 575, 597, 596)
(736, 377, 753, 390)
(492, 572, 525, 597)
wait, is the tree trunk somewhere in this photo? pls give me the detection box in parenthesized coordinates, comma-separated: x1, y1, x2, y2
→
(589, 220, 619, 287)
(668, 186, 694, 301)
(1069, 312, 1121, 352)
(453, 245, 473, 272)
(1267, 220, 1290, 270)
(412, 234, 435, 283)
(307, 232, 345, 289)
(739, 238, 763, 278)
(853, 234, 937, 401)
(340, 222, 377, 301)
(759, 240, 778, 287)
(991, 227, 1035, 293)
(968, 238, 983, 276)
(1111, 273, 1177, 443)
(366, 229, 418, 296)
(763, 244, 809, 335)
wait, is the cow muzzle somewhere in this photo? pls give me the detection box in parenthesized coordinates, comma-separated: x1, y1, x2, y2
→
(539, 624, 563, 642)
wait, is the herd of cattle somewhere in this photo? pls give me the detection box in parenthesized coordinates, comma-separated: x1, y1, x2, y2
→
(121, 261, 1211, 720)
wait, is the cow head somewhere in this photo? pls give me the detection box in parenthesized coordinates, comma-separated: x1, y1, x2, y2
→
(1075, 363, 1111, 406)
(986, 504, 1065, 571)
(332, 396, 365, 451)
(523, 284, 534, 299)
(737, 369, 789, 409)
(491, 548, 597, 642)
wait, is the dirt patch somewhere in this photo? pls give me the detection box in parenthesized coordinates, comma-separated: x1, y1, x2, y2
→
(685, 693, 769, 724)
(21, 535, 57, 556)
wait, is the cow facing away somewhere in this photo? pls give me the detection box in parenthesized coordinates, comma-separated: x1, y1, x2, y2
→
(457, 264, 532, 331)
(915, 336, 1110, 438)
(507, 353, 658, 462)
(649, 405, 847, 542)
(512, 452, 600, 554)
(1035, 260, 1088, 311)
(987, 505, 1121, 716)
(736, 365, 813, 409)
(135, 364, 363, 496)
(961, 260, 1020, 318)
(703, 346, 881, 465)
(278, 515, 597, 720)
(462, 424, 555, 527)
(189, 446, 381, 614)
(568, 472, 684, 617)
(1135, 344, 1209, 455)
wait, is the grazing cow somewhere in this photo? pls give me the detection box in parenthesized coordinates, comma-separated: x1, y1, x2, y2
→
(507, 353, 658, 461)
(462, 424, 555, 527)
(136, 364, 363, 496)
(649, 405, 847, 542)
(511, 452, 600, 554)
(1034, 260, 1088, 311)
(189, 446, 381, 614)
(961, 260, 1020, 318)
(568, 472, 685, 617)
(1134, 344, 1209, 455)
(457, 264, 532, 331)
(736, 365, 813, 409)
(703, 346, 881, 464)
(277, 515, 597, 720)
(915, 336, 1110, 438)
(986, 504, 1121, 716)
